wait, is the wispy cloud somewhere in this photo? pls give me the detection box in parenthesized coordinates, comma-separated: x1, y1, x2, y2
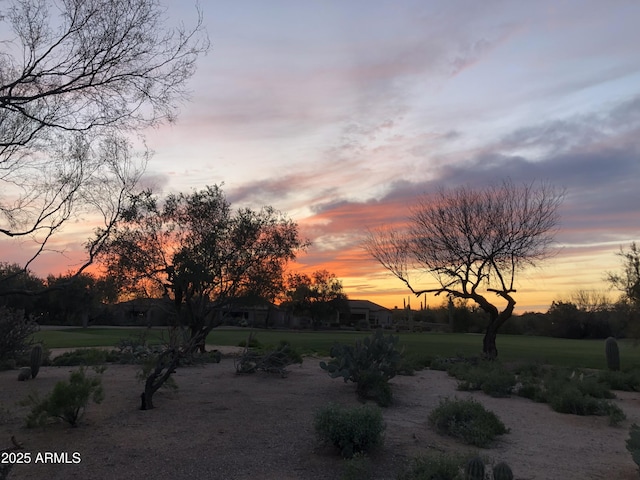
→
(4, 1, 640, 313)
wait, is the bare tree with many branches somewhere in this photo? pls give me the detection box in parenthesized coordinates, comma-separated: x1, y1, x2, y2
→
(365, 180, 563, 358)
(0, 0, 209, 282)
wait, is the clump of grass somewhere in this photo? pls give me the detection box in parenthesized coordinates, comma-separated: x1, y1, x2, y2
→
(428, 397, 508, 447)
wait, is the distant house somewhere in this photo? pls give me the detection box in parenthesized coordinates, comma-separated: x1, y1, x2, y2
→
(347, 299, 393, 328)
(219, 298, 286, 328)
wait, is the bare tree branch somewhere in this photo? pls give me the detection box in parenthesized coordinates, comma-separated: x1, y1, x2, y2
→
(365, 179, 563, 358)
(1, 0, 209, 276)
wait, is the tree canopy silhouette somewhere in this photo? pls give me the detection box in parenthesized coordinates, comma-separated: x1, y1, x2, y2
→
(365, 180, 563, 358)
(96, 185, 306, 408)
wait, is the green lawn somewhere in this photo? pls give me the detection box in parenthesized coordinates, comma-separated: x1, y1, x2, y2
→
(33, 327, 640, 370)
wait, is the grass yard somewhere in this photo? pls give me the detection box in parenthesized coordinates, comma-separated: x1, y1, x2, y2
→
(33, 327, 640, 370)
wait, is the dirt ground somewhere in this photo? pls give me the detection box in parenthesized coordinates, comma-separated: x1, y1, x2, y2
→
(1, 351, 639, 480)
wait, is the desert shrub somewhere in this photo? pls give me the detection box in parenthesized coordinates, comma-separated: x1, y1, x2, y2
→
(599, 369, 640, 392)
(398, 354, 432, 376)
(548, 385, 625, 425)
(319, 330, 402, 407)
(0, 307, 38, 362)
(428, 397, 508, 447)
(512, 366, 625, 425)
(512, 361, 549, 378)
(274, 340, 303, 364)
(449, 361, 515, 398)
(341, 452, 372, 480)
(399, 452, 467, 480)
(514, 379, 544, 401)
(51, 348, 116, 366)
(115, 333, 167, 364)
(429, 356, 453, 371)
(626, 424, 640, 473)
(0, 358, 17, 371)
(198, 349, 222, 364)
(23, 366, 105, 427)
(314, 403, 385, 458)
(235, 340, 302, 377)
(573, 374, 615, 399)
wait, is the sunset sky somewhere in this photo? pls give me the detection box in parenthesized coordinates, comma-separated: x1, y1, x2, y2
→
(2, 1, 639, 313)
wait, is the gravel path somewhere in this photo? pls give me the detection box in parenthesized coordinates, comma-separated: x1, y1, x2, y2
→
(1, 360, 638, 479)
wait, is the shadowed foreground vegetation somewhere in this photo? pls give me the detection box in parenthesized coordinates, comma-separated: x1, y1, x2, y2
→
(33, 327, 640, 369)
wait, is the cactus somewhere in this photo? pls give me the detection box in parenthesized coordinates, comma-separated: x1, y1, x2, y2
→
(605, 337, 620, 371)
(493, 462, 514, 480)
(319, 329, 403, 406)
(465, 456, 485, 480)
(30, 344, 43, 379)
(18, 366, 32, 381)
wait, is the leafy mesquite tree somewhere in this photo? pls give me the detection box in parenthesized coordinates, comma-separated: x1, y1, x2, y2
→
(366, 180, 563, 358)
(282, 270, 349, 328)
(0, 0, 208, 277)
(97, 185, 305, 408)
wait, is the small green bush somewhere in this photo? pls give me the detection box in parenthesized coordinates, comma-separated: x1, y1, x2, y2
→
(428, 397, 508, 447)
(449, 361, 515, 398)
(23, 366, 105, 427)
(573, 374, 615, 399)
(314, 403, 385, 458)
(548, 385, 625, 426)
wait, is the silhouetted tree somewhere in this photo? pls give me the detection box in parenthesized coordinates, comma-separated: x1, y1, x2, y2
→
(0, 0, 208, 277)
(608, 242, 640, 308)
(282, 270, 349, 328)
(42, 272, 115, 326)
(365, 180, 563, 359)
(97, 185, 305, 408)
(608, 242, 640, 337)
(0, 263, 44, 316)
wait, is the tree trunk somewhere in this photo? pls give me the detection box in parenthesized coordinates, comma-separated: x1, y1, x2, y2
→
(140, 348, 179, 410)
(482, 305, 515, 359)
(482, 320, 499, 359)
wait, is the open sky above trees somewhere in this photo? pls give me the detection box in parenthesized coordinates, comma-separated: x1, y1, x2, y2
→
(2, 0, 639, 312)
